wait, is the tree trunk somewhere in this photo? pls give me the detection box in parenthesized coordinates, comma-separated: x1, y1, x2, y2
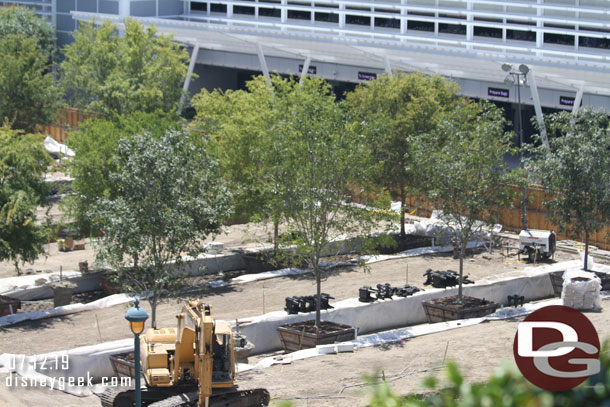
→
(584, 229, 589, 272)
(458, 240, 468, 304)
(400, 193, 406, 238)
(273, 220, 279, 255)
(314, 259, 321, 331)
(150, 297, 157, 329)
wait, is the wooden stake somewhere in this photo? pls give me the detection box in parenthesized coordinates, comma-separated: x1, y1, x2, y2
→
(95, 314, 102, 342)
(442, 341, 450, 365)
(406, 264, 409, 285)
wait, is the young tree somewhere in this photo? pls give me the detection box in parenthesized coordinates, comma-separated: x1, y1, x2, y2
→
(60, 19, 190, 115)
(420, 101, 518, 303)
(0, 126, 50, 275)
(193, 75, 334, 252)
(0, 35, 62, 132)
(0, 6, 56, 62)
(65, 111, 184, 236)
(345, 73, 461, 237)
(94, 131, 231, 327)
(272, 77, 376, 329)
(192, 76, 282, 246)
(527, 108, 610, 271)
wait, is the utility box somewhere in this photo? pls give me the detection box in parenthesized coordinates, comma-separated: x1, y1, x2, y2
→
(519, 229, 556, 262)
(205, 242, 224, 255)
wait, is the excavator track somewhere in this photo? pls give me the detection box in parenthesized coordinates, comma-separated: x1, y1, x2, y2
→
(100, 387, 270, 407)
(100, 387, 134, 407)
(148, 388, 269, 407)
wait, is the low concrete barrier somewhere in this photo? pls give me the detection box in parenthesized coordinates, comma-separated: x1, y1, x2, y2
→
(237, 264, 564, 354)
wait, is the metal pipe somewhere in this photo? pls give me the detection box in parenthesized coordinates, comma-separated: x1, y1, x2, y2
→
(134, 332, 142, 407)
(516, 75, 528, 231)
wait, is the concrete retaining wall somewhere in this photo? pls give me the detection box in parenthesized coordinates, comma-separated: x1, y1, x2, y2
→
(238, 267, 557, 354)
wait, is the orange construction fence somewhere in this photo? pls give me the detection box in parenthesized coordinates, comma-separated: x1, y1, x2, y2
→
(405, 185, 610, 251)
(40, 107, 93, 143)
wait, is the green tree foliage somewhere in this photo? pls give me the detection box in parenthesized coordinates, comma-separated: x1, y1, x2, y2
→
(369, 341, 610, 407)
(418, 101, 518, 302)
(0, 34, 62, 132)
(60, 19, 190, 115)
(270, 77, 377, 328)
(0, 6, 55, 61)
(65, 111, 184, 236)
(0, 126, 50, 275)
(191, 76, 280, 239)
(345, 73, 461, 237)
(527, 108, 610, 271)
(94, 131, 231, 327)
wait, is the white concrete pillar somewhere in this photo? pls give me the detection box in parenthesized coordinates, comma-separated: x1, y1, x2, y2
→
(118, 0, 130, 17)
(384, 56, 393, 77)
(179, 43, 200, 114)
(299, 56, 311, 85)
(572, 87, 584, 116)
(527, 71, 549, 149)
(257, 43, 271, 85)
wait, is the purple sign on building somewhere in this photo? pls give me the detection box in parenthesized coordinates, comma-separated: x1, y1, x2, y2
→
(358, 72, 377, 81)
(488, 87, 509, 98)
(299, 65, 317, 74)
(560, 96, 575, 106)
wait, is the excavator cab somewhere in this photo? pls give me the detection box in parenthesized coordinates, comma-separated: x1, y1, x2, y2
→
(211, 322, 235, 386)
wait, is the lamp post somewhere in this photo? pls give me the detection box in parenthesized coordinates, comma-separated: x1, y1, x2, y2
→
(125, 298, 149, 407)
(502, 63, 530, 231)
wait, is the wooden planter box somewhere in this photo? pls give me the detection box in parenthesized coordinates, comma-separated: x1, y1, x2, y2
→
(109, 352, 135, 378)
(0, 295, 21, 317)
(99, 272, 123, 295)
(422, 295, 499, 323)
(53, 286, 74, 307)
(277, 320, 356, 353)
(376, 234, 434, 255)
(549, 271, 565, 297)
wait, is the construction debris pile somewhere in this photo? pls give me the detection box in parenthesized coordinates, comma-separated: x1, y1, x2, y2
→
(358, 284, 420, 303)
(423, 269, 474, 289)
(284, 294, 334, 314)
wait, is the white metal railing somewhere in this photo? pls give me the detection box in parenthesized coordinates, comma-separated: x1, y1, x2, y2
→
(180, 0, 610, 60)
(1, 0, 54, 22)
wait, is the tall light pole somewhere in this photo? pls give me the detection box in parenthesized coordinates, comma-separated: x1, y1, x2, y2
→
(125, 298, 149, 407)
(502, 63, 530, 231)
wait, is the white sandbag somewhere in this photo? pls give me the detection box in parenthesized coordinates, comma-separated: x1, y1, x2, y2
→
(562, 269, 601, 311)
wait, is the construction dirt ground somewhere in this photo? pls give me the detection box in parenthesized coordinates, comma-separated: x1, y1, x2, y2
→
(1, 214, 609, 407)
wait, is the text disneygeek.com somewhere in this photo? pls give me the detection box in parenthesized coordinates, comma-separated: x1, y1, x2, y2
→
(4, 355, 131, 390)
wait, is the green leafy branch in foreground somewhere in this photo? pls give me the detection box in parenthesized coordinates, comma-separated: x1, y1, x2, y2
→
(369, 340, 610, 407)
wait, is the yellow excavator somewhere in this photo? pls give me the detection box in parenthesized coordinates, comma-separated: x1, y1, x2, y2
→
(101, 300, 269, 407)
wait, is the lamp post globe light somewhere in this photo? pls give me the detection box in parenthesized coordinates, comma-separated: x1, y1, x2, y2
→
(125, 298, 149, 407)
(502, 63, 530, 231)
